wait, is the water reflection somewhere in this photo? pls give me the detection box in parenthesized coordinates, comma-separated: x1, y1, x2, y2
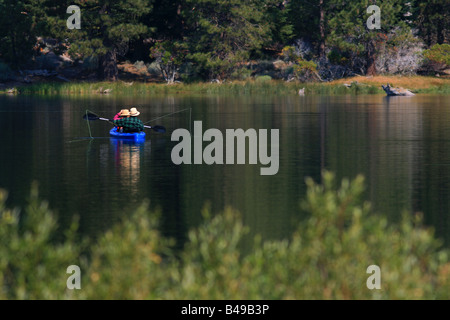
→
(0, 94, 449, 247)
(110, 138, 146, 195)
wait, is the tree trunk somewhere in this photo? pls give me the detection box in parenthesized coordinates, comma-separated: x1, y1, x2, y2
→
(97, 4, 118, 81)
(168, 70, 175, 84)
(366, 39, 377, 76)
(426, 25, 432, 47)
(319, 0, 326, 58)
(437, 17, 444, 44)
(98, 49, 118, 81)
(8, 30, 19, 69)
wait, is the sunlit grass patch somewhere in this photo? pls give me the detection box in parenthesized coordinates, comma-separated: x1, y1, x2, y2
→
(7, 77, 435, 96)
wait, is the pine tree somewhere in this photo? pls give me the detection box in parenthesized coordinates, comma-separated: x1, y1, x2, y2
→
(182, 0, 272, 80)
(146, 0, 184, 41)
(46, 0, 152, 81)
(414, 0, 450, 46)
(262, 0, 294, 54)
(287, 0, 328, 58)
(0, 0, 47, 68)
(327, 0, 409, 76)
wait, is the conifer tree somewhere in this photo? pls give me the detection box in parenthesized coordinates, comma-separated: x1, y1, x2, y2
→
(182, 0, 272, 80)
(0, 0, 47, 68)
(46, 0, 153, 81)
(327, 0, 409, 76)
(414, 0, 450, 46)
(287, 0, 328, 58)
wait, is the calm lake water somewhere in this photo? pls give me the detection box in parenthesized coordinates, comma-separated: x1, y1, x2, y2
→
(0, 93, 449, 248)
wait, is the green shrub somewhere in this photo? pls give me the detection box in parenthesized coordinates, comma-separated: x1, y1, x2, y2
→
(423, 44, 450, 67)
(231, 67, 252, 80)
(0, 184, 82, 299)
(282, 45, 319, 82)
(166, 172, 449, 299)
(78, 203, 174, 299)
(1, 173, 449, 300)
(328, 49, 350, 66)
(255, 75, 272, 83)
(293, 59, 318, 82)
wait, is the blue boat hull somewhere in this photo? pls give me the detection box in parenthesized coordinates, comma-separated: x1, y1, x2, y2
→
(109, 128, 146, 142)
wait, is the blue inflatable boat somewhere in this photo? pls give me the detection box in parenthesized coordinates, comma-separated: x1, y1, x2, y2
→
(109, 127, 146, 142)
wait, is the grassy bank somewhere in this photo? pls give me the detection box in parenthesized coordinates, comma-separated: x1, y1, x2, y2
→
(1, 75, 449, 96)
(1, 172, 449, 300)
(331, 75, 450, 94)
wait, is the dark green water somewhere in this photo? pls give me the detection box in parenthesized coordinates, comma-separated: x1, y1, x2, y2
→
(0, 93, 449, 247)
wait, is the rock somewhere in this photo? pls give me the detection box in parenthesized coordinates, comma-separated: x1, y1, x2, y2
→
(273, 59, 288, 70)
(343, 81, 360, 88)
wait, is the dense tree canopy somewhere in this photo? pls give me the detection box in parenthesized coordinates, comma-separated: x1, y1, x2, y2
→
(414, 0, 450, 46)
(0, 0, 47, 68)
(43, 0, 152, 80)
(181, 0, 272, 80)
(0, 0, 448, 81)
(327, 0, 410, 76)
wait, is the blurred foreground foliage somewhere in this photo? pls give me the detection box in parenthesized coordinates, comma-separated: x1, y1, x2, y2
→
(1, 172, 449, 300)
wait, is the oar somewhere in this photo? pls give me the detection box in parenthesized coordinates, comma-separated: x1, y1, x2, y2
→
(83, 112, 166, 133)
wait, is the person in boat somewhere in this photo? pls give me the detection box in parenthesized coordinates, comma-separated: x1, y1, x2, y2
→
(113, 109, 129, 131)
(112, 107, 144, 133)
(114, 109, 128, 120)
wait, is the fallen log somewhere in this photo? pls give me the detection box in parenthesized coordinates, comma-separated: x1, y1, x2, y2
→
(382, 84, 415, 96)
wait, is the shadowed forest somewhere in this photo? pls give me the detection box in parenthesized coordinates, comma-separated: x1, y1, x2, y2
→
(0, 0, 449, 87)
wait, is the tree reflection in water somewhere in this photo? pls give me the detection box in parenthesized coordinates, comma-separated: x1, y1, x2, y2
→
(110, 138, 146, 195)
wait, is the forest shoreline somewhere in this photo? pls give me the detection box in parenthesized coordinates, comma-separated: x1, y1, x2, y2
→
(1, 75, 449, 96)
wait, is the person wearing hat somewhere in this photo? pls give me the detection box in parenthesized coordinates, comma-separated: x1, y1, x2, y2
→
(112, 109, 130, 132)
(114, 108, 130, 120)
(130, 107, 140, 117)
(112, 107, 144, 133)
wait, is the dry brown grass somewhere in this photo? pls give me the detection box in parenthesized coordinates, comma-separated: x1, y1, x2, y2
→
(329, 75, 450, 90)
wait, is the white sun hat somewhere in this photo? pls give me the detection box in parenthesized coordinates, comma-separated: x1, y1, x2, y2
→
(130, 107, 140, 116)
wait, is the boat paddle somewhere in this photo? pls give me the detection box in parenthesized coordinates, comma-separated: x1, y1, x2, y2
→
(83, 112, 166, 133)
